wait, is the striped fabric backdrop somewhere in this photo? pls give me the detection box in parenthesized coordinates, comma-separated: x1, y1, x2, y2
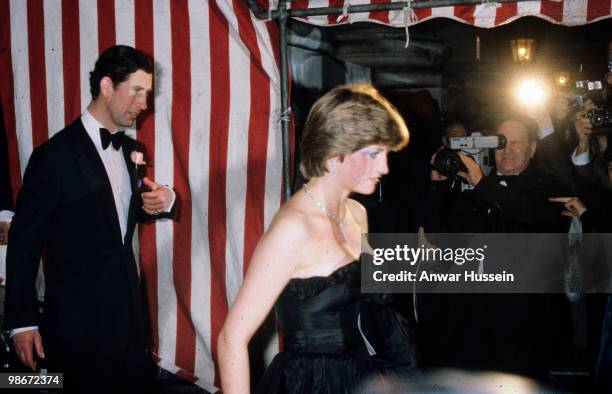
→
(0, 0, 282, 391)
(287, 0, 612, 27)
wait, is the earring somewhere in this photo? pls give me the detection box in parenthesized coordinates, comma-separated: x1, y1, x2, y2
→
(330, 160, 337, 175)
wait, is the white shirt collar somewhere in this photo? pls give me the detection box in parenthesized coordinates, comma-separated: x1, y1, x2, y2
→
(81, 110, 119, 151)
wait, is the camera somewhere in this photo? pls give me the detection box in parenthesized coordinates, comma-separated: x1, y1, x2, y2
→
(568, 80, 608, 112)
(433, 133, 507, 179)
(585, 108, 612, 131)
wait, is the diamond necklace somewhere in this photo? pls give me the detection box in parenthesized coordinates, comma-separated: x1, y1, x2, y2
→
(302, 184, 347, 232)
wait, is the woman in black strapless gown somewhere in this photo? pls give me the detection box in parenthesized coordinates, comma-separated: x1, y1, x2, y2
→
(218, 84, 416, 393)
(257, 260, 418, 393)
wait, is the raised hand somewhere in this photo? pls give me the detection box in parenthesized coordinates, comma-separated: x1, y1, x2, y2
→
(141, 177, 173, 215)
(457, 154, 483, 186)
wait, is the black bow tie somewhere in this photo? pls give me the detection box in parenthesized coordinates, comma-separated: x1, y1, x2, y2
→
(496, 174, 517, 184)
(100, 128, 124, 150)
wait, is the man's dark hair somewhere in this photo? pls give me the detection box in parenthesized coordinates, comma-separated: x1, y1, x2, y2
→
(89, 45, 153, 99)
(443, 116, 471, 136)
(491, 111, 539, 142)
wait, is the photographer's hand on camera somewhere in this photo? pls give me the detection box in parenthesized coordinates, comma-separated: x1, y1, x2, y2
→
(430, 151, 448, 181)
(457, 154, 483, 186)
(574, 111, 593, 155)
(597, 134, 608, 153)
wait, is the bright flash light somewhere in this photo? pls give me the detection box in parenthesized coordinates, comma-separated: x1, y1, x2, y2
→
(518, 47, 526, 57)
(515, 79, 547, 106)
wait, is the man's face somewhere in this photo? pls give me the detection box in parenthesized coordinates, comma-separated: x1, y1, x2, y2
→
(583, 98, 596, 112)
(443, 124, 467, 146)
(102, 70, 152, 129)
(494, 120, 536, 176)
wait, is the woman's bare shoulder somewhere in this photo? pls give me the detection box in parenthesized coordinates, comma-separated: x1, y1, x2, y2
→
(263, 198, 314, 246)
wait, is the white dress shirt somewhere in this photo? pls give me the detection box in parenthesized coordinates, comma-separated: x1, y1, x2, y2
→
(0, 210, 13, 221)
(81, 110, 132, 241)
(571, 149, 590, 166)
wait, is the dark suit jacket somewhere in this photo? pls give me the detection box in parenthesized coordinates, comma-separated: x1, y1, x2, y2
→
(422, 164, 571, 379)
(426, 164, 570, 233)
(4, 118, 171, 381)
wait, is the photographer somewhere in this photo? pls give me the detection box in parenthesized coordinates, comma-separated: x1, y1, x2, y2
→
(526, 94, 580, 193)
(441, 118, 469, 148)
(422, 112, 570, 380)
(428, 113, 569, 233)
(571, 95, 611, 191)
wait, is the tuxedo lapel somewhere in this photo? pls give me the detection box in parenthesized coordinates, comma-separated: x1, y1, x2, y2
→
(72, 120, 124, 244)
(121, 136, 141, 244)
(121, 139, 139, 192)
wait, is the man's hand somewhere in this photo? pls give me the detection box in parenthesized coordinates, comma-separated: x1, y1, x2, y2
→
(526, 105, 554, 138)
(525, 103, 547, 122)
(549, 197, 587, 217)
(13, 329, 45, 371)
(141, 177, 173, 215)
(457, 154, 483, 186)
(597, 134, 608, 154)
(0, 221, 9, 245)
(430, 150, 447, 181)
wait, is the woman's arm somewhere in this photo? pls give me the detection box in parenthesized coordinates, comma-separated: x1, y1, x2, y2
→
(218, 210, 309, 393)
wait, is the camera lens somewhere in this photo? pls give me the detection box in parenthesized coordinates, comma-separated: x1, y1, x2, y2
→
(433, 148, 466, 177)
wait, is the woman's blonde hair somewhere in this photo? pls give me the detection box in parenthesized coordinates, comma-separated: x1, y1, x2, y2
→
(300, 83, 409, 179)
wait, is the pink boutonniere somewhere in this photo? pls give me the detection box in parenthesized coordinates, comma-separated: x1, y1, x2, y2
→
(130, 151, 146, 188)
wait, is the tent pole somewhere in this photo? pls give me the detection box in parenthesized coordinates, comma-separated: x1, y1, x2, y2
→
(248, 0, 534, 20)
(278, 0, 292, 200)
(288, 0, 533, 17)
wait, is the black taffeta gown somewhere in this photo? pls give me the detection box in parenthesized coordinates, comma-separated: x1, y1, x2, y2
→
(256, 260, 418, 393)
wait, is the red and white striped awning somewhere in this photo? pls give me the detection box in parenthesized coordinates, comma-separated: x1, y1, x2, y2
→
(284, 0, 612, 27)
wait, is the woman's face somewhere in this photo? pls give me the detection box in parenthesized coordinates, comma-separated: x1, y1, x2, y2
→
(336, 144, 389, 194)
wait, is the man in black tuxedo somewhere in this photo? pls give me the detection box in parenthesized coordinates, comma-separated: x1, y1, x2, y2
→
(4, 45, 175, 392)
(424, 113, 570, 380)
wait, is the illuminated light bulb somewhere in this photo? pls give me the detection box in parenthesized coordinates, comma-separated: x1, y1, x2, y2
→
(515, 79, 547, 106)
